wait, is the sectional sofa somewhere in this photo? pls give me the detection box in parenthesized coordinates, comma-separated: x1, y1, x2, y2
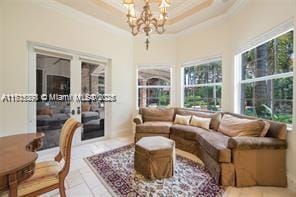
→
(133, 107, 287, 187)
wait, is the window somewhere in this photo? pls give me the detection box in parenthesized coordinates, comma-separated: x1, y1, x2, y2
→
(137, 67, 171, 108)
(182, 59, 222, 111)
(239, 30, 294, 124)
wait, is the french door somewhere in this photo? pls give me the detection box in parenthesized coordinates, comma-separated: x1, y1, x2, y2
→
(28, 44, 109, 150)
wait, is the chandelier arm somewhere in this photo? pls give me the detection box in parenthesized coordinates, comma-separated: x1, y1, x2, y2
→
(131, 24, 139, 36)
(136, 18, 144, 33)
(150, 18, 158, 26)
(150, 18, 165, 34)
(132, 29, 139, 36)
(155, 25, 165, 34)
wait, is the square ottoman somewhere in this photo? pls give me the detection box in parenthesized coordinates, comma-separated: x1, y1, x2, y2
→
(134, 136, 175, 180)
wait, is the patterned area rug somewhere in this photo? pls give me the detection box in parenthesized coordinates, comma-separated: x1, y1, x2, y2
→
(85, 144, 223, 197)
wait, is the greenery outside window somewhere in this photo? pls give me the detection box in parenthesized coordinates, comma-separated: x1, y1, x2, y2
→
(239, 30, 294, 124)
(182, 59, 222, 111)
(137, 67, 171, 108)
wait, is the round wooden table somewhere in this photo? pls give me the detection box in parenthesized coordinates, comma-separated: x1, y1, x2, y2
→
(0, 133, 44, 197)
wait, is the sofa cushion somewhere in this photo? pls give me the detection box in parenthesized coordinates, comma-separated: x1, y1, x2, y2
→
(228, 136, 287, 149)
(197, 131, 231, 163)
(222, 112, 287, 140)
(170, 124, 207, 141)
(140, 108, 175, 122)
(175, 108, 220, 130)
(218, 114, 265, 137)
(136, 121, 172, 134)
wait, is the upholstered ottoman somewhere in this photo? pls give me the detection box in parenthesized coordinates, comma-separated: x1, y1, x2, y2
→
(134, 136, 175, 180)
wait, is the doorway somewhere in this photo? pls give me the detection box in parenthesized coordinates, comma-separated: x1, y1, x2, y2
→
(28, 43, 110, 150)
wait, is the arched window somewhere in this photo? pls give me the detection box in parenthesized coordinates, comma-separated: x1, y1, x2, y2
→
(137, 67, 171, 108)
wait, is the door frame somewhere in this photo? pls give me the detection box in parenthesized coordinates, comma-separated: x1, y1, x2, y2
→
(27, 41, 112, 147)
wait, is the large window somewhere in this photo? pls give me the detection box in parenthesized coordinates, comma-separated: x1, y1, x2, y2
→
(137, 67, 171, 108)
(182, 59, 222, 111)
(239, 30, 294, 124)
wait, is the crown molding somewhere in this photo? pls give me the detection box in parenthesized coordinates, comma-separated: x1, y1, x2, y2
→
(33, 0, 132, 37)
(101, 0, 126, 13)
(176, 0, 248, 36)
(169, 0, 205, 19)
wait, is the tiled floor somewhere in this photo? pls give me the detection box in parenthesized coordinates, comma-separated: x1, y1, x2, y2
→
(37, 136, 295, 197)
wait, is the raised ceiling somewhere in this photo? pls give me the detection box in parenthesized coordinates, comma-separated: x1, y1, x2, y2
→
(55, 0, 238, 34)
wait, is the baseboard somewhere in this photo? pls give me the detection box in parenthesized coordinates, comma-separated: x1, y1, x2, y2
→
(288, 173, 296, 192)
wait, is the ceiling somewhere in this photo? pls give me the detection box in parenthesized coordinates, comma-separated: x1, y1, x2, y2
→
(55, 0, 238, 34)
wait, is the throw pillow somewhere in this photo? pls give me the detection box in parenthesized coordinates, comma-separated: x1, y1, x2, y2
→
(218, 114, 265, 137)
(190, 115, 211, 130)
(174, 108, 221, 130)
(174, 114, 191, 125)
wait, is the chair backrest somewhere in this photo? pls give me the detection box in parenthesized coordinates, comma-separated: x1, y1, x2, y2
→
(53, 118, 80, 180)
(59, 118, 80, 159)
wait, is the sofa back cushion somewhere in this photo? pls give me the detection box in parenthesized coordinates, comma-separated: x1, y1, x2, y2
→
(222, 112, 287, 140)
(139, 107, 175, 122)
(218, 114, 265, 137)
(175, 108, 220, 130)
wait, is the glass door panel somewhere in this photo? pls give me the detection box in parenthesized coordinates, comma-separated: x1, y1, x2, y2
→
(81, 62, 105, 141)
(36, 54, 71, 150)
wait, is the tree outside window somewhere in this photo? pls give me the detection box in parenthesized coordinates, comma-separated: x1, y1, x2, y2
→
(183, 59, 222, 111)
(240, 30, 294, 124)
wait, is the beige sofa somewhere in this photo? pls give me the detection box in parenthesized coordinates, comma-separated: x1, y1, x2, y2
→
(133, 107, 287, 187)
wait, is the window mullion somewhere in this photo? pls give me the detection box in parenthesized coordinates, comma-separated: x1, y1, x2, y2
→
(241, 72, 293, 84)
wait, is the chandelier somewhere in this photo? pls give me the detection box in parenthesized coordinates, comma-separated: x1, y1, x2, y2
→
(123, 0, 171, 50)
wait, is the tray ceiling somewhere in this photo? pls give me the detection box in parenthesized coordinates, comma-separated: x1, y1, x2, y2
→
(55, 0, 238, 34)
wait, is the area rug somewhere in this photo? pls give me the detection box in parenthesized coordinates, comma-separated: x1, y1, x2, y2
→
(85, 144, 223, 197)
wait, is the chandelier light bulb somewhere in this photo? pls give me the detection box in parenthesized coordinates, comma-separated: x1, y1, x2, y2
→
(159, 0, 170, 9)
(123, 0, 135, 6)
(128, 5, 136, 18)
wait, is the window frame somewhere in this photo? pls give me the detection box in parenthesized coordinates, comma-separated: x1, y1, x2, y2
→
(181, 56, 223, 110)
(136, 65, 172, 108)
(235, 28, 294, 127)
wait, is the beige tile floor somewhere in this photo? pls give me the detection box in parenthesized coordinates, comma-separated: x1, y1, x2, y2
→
(36, 136, 295, 197)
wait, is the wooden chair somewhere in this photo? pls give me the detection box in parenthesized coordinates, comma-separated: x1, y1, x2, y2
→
(16, 118, 81, 197)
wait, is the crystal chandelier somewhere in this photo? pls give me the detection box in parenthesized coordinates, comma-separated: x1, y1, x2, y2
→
(123, 0, 171, 50)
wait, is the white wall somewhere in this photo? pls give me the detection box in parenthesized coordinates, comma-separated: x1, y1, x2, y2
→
(176, 0, 296, 191)
(0, 0, 134, 137)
